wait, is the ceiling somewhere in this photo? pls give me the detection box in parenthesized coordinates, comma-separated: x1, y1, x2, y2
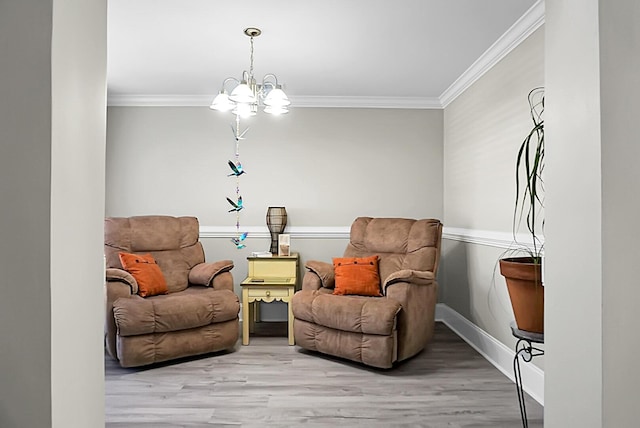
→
(107, 0, 540, 107)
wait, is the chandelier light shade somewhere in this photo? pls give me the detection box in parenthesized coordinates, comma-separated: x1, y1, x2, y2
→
(210, 91, 234, 111)
(229, 82, 256, 104)
(232, 102, 256, 118)
(263, 105, 289, 116)
(266, 207, 287, 254)
(210, 28, 290, 116)
(263, 87, 291, 107)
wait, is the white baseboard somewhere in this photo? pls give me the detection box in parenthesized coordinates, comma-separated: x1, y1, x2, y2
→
(435, 303, 544, 405)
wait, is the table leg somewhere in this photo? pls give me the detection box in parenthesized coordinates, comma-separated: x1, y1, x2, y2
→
(287, 296, 295, 346)
(242, 290, 249, 345)
(249, 301, 255, 333)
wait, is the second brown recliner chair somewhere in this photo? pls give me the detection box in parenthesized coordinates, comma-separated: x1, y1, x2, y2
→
(292, 217, 442, 369)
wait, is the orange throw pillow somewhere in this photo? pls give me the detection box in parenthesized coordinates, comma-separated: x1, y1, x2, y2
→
(333, 255, 382, 297)
(118, 252, 168, 297)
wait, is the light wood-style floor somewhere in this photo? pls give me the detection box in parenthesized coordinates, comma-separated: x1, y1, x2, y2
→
(105, 322, 543, 427)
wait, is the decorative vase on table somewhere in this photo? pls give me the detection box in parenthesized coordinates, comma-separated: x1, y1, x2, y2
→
(266, 207, 287, 254)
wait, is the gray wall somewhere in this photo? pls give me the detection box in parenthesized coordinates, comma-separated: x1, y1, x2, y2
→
(106, 107, 443, 226)
(599, 2, 640, 423)
(441, 28, 544, 358)
(0, 2, 54, 426)
(0, 1, 107, 427)
(545, 0, 640, 426)
(106, 106, 444, 295)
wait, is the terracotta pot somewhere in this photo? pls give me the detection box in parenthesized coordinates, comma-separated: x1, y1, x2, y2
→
(499, 257, 544, 334)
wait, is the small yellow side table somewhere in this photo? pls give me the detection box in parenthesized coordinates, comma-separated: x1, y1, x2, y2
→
(240, 253, 299, 345)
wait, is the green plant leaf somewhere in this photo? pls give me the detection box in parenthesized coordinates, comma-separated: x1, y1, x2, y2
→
(513, 87, 544, 258)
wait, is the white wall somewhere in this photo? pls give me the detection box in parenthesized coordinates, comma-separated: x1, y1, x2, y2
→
(0, 1, 106, 427)
(442, 27, 545, 362)
(545, 2, 601, 424)
(545, 0, 640, 426)
(50, 0, 107, 426)
(106, 107, 444, 296)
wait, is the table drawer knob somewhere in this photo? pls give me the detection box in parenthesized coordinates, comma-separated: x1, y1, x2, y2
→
(266, 290, 271, 297)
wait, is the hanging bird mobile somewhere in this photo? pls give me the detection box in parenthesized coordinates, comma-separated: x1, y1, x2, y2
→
(226, 196, 244, 212)
(230, 123, 249, 141)
(231, 232, 248, 249)
(227, 160, 245, 177)
(211, 27, 290, 250)
(225, 114, 249, 249)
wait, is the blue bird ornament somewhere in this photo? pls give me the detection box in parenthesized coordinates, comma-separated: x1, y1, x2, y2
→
(227, 160, 246, 177)
(226, 196, 244, 212)
(231, 232, 248, 249)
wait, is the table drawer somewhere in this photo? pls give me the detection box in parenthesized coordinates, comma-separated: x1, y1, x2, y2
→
(247, 287, 291, 299)
(249, 259, 297, 278)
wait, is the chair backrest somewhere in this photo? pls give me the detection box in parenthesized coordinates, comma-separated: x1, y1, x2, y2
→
(104, 215, 205, 293)
(343, 217, 443, 283)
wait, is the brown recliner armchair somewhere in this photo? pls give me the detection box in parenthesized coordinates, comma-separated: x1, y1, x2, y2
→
(292, 217, 442, 369)
(104, 215, 240, 367)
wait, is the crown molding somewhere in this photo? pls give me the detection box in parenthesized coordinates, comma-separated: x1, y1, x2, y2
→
(107, 94, 213, 107)
(288, 96, 442, 109)
(439, 0, 545, 108)
(107, 94, 442, 109)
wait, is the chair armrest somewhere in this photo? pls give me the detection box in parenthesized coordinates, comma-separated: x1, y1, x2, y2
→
(385, 280, 438, 361)
(304, 260, 335, 290)
(104, 278, 134, 360)
(189, 260, 234, 287)
(106, 267, 138, 294)
(383, 269, 434, 290)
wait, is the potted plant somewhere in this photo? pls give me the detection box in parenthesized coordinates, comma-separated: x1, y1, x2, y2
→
(499, 87, 545, 334)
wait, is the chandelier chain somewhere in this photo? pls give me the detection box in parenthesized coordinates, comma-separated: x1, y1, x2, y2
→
(249, 36, 254, 79)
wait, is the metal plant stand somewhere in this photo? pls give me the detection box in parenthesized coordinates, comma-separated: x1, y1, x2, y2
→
(510, 321, 544, 428)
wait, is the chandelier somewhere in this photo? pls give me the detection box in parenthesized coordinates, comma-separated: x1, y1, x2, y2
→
(210, 27, 290, 117)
